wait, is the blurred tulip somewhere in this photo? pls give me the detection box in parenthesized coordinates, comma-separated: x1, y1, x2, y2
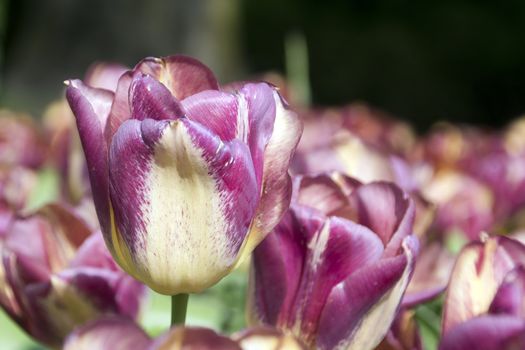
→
(439, 235, 525, 349)
(64, 317, 305, 350)
(423, 170, 495, 240)
(248, 173, 419, 350)
(0, 204, 145, 347)
(66, 54, 302, 295)
(403, 242, 454, 307)
(0, 110, 47, 168)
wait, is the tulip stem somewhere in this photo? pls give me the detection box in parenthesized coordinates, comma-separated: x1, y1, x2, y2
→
(171, 293, 189, 326)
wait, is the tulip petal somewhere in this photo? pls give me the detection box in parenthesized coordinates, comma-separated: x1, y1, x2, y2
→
(241, 88, 302, 260)
(234, 327, 306, 350)
(316, 236, 418, 350)
(108, 118, 258, 294)
(442, 236, 525, 334)
(130, 74, 185, 121)
(66, 80, 113, 235)
(182, 90, 239, 141)
(488, 266, 525, 318)
(148, 326, 240, 350)
(439, 315, 525, 350)
(136, 55, 219, 100)
(249, 207, 324, 326)
(289, 216, 385, 342)
(349, 181, 414, 256)
(64, 316, 151, 350)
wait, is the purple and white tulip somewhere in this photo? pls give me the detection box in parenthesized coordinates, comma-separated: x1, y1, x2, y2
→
(440, 235, 525, 349)
(248, 172, 419, 350)
(65, 55, 302, 295)
(0, 204, 145, 347)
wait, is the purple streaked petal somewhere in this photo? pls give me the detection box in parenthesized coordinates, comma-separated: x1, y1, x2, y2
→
(442, 236, 525, 334)
(292, 174, 351, 217)
(66, 80, 113, 236)
(64, 316, 151, 350)
(108, 118, 258, 294)
(249, 207, 324, 326)
(316, 236, 418, 350)
(289, 216, 385, 342)
(148, 326, 240, 350)
(182, 90, 239, 141)
(136, 55, 219, 100)
(439, 315, 525, 350)
(242, 88, 302, 258)
(349, 181, 414, 256)
(130, 74, 184, 121)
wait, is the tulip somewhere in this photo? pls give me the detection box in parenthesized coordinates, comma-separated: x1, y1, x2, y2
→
(0, 110, 46, 169)
(439, 235, 525, 349)
(0, 204, 145, 347)
(63, 316, 305, 350)
(248, 172, 419, 350)
(65, 55, 302, 295)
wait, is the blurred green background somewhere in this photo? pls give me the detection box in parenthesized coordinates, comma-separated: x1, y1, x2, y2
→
(2, 0, 525, 130)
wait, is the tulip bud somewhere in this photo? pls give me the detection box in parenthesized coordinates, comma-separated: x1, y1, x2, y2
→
(0, 204, 145, 347)
(248, 173, 419, 350)
(66, 55, 302, 295)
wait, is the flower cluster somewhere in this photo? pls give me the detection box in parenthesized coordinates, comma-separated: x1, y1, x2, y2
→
(1, 54, 525, 350)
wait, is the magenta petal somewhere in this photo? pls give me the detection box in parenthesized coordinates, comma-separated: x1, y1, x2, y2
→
(182, 90, 239, 141)
(290, 216, 384, 340)
(316, 236, 418, 350)
(439, 315, 525, 350)
(130, 74, 184, 121)
(66, 80, 113, 235)
(64, 316, 151, 350)
(68, 232, 119, 270)
(136, 55, 219, 100)
(250, 207, 324, 326)
(489, 266, 525, 318)
(350, 181, 414, 255)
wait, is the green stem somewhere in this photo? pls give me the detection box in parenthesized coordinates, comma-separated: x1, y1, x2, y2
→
(171, 293, 189, 326)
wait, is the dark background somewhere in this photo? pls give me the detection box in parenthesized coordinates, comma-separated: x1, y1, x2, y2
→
(1, 0, 525, 131)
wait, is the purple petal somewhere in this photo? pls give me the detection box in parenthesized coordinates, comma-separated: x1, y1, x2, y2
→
(108, 118, 258, 294)
(182, 90, 239, 141)
(148, 326, 240, 350)
(249, 207, 324, 326)
(242, 87, 302, 258)
(64, 316, 151, 350)
(66, 80, 113, 236)
(349, 181, 414, 256)
(439, 315, 525, 350)
(442, 236, 525, 334)
(129, 74, 184, 121)
(136, 55, 219, 100)
(292, 174, 354, 217)
(105, 71, 133, 142)
(489, 266, 525, 318)
(288, 216, 384, 343)
(316, 236, 418, 350)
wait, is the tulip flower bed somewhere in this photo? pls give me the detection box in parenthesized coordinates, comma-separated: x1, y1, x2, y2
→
(1, 55, 525, 349)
